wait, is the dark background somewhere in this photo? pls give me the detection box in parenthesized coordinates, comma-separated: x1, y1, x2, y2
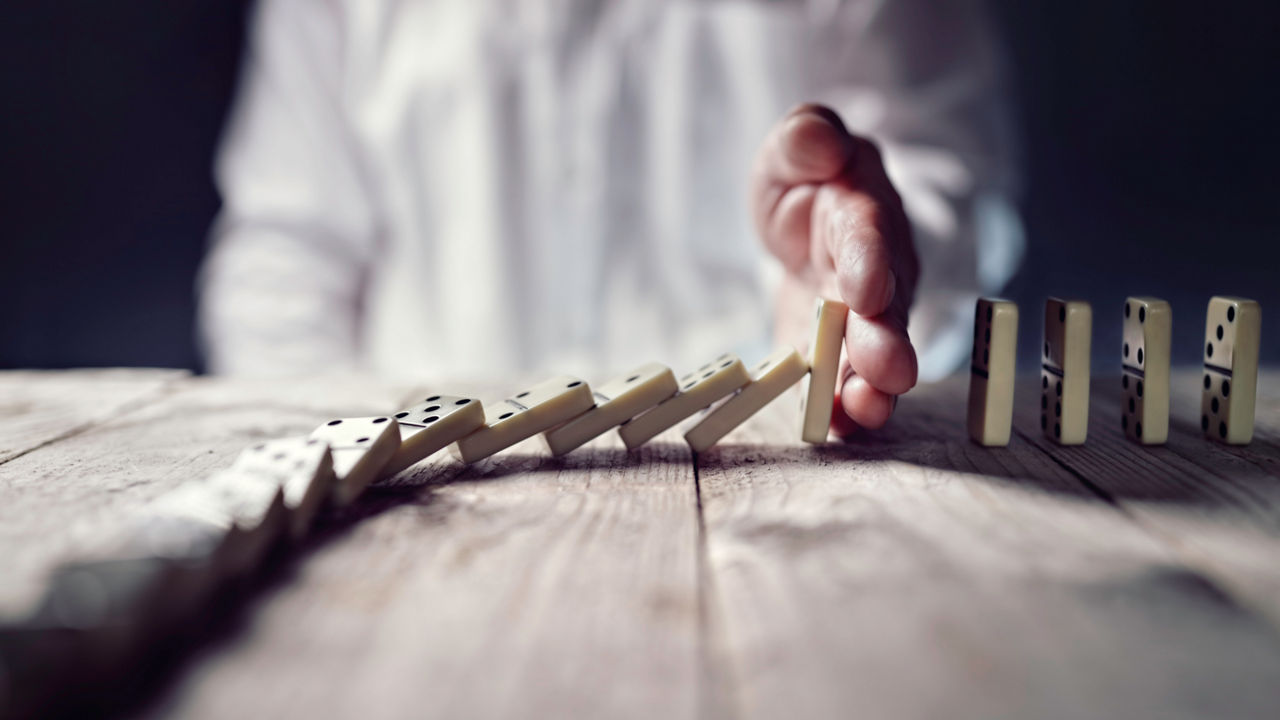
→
(0, 1, 1276, 373)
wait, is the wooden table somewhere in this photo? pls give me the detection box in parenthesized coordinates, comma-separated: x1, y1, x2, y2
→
(3, 368, 1280, 719)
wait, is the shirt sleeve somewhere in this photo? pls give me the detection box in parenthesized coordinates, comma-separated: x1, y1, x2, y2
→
(810, 0, 1024, 380)
(198, 0, 379, 376)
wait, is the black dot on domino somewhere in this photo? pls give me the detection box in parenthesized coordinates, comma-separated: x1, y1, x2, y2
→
(1222, 380, 1230, 397)
(395, 412, 409, 418)
(1054, 423, 1061, 438)
(1122, 375, 1129, 389)
(567, 381, 582, 388)
(1041, 414, 1047, 430)
(373, 417, 388, 423)
(426, 395, 441, 402)
(253, 444, 266, 451)
(1228, 306, 1236, 322)
(456, 399, 470, 405)
(1055, 402, 1061, 417)
(357, 437, 369, 443)
(516, 391, 531, 399)
(273, 453, 286, 461)
(327, 420, 342, 426)
(1206, 343, 1214, 358)
(1121, 414, 1127, 430)
(1135, 422, 1142, 439)
(986, 306, 993, 321)
(702, 371, 714, 379)
(423, 416, 439, 423)
(1042, 394, 1048, 410)
(1059, 307, 1066, 322)
(984, 329, 990, 343)
(626, 375, 639, 383)
(1056, 380, 1062, 397)
(683, 382, 695, 390)
(1203, 374, 1211, 390)
(1125, 302, 1131, 318)
(1219, 422, 1227, 439)
(1044, 342, 1049, 357)
(1124, 343, 1129, 358)
(1201, 414, 1209, 431)
(1217, 325, 1224, 341)
(1137, 380, 1143, 397)
(1139, 306, 1146, 323)
(1211, 397, 1220, 413)
(499, 412, 514, 420)
(1042, 376, 1048, 389)
(983, 349, 988, 364)
(423, 405, 440, 413)
(1129, 398, 1135, 413)
(1137, 348, 1143, 365)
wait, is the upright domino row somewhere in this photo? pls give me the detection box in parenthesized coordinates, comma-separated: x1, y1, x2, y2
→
(968, 295, 1262, 447)
(1, 298, 852, 717)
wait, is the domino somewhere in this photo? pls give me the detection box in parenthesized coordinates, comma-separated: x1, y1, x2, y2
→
(158, 471, 290, 581)
(1120, 297, 1171, 444)
(309, 415, 400, 505)
(232, 436, 336, 539)
(452, 376, 594, 463)
(617, 354, 751, 450)
(382, 394, 485, 475)
(799, 298, 849, 444)
(967, 298, 1018, 446)
(543, 363, 678, 456)
(684, 347, 808, 453)
(1041, 298, 1092, 445)
(1201, 296, 1261, 444)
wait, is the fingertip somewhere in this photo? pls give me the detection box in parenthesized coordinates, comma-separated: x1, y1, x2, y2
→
(844, 312, 918, 395)
(781, 110, 853, 181)
(839, 373, 895, 430)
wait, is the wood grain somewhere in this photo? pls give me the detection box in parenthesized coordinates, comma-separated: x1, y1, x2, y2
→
(697, 377, 1280, 720)
(0, 369, 186, 465)
(144, 427, 704, 720)
(0, 375, 412, 617)
(1016, 370, 1280, 631)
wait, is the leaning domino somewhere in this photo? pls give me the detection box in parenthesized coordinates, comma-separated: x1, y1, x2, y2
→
(799, 298, 849, 444)
(685, 347, 808, 453)
(453, 376, 594, 463)
(383, 395, 485, 475)
(617, 354, 751, 450)
(544, 363, 678, 456)
(309, 416, 401, 506)
(231, 436, 336, 539)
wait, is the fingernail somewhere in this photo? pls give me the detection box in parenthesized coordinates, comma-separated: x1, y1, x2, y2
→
(880, 270, 897, 311)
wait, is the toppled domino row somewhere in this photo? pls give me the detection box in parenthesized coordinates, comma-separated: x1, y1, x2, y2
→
(969, 295, 1262, 447)
(0, 298, 851, 718)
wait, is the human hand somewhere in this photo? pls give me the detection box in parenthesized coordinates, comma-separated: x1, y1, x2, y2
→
(752, 104, 920, 435)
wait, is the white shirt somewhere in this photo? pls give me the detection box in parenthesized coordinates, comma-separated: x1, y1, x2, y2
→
(199, 0, 1022, 382)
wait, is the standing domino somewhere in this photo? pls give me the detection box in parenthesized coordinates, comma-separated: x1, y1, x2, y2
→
(967, 298, 1019, 446)
(617, 354, 751, 450)
(685, 347, 808, 453)
(1120, 297, 1171, 445)
(543, 363, 678, 456)
(799, 298, 849, 444)
(1041, 298, 1092, 445)
(382, 395, 485, 476)
(232, 436, 336, 539)
(309, 416, 400, 506)
(1202, 296, 1261, 444)
(453, 376, 594, 463)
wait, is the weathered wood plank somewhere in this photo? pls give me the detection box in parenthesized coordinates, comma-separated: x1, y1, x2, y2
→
(1019, 370, 1280, 630)
(0, 375, 413, 617)
(0, 368, 186, 464)
(698, 377, 1280, 720)
(143, 414, 703, 719)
